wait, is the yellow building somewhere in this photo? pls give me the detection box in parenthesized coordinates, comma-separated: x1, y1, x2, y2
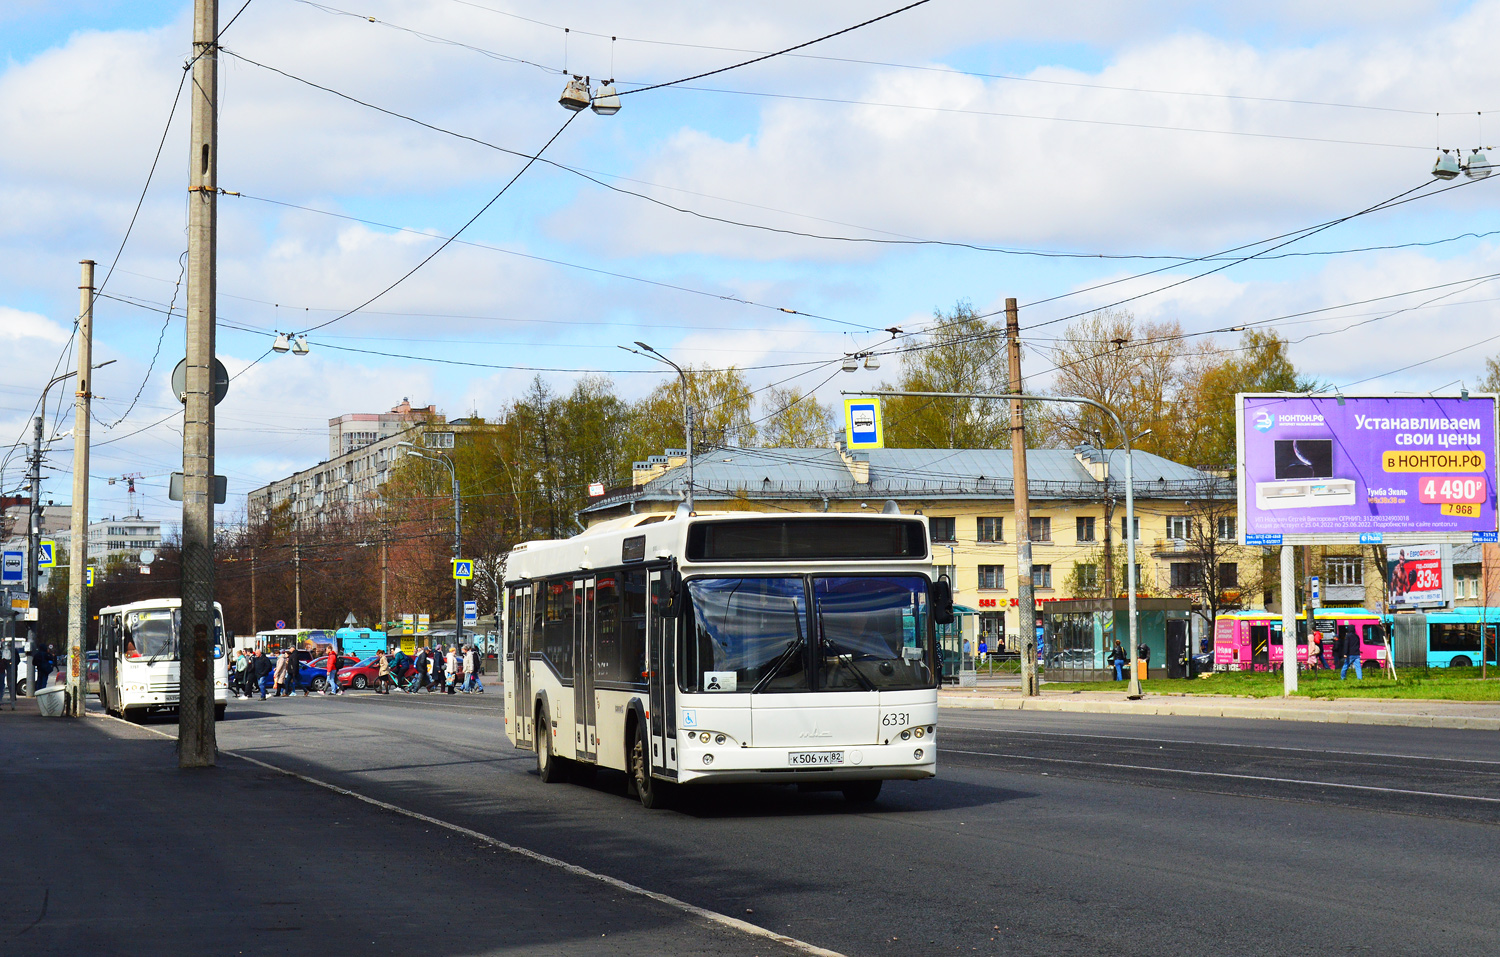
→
(584, 444, 1255, 648)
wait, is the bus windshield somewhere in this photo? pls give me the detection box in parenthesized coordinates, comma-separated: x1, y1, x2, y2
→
(685, 575, 934, 693)
(126, 610, 176, 661)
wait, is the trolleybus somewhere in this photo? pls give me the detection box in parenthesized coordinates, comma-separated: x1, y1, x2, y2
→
(97, 598, 229, 721)
(1213, 608, 1387, 671)
(1391, 609, 1500, 668)
(503, 511, 951, 808)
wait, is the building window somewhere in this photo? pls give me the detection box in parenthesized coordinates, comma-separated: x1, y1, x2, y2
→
(1120, 516, 1140, 541)
(1168, 516, 1192, 540)
(978, 565, 1005, 590)
(1325, 557, 1363, 586)
(1076, 517, 1096, 542)
(977, 517, 1004, 542)
(929, 517, 956, 543)
(1032, 564, 1052, 589)
(1075, 563, 1098, 590)
(1170, 563, 1202, 588)
(1220, 562, 1239, 588)
(1029, 517, 1051, 542)
(1119, 563, 1144, 587)
(1217, 516, 1236, 541)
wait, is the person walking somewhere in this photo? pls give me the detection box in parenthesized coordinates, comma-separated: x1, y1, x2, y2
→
(429, 646, 444, 694)
(463, 646, 481, 693)
(322, 647, 342, 695)
(376, 651, 393, 694)
(272, 650, 289, 697)
(445, 645, 459, 695)
(251, 648, 272, 699)
(1339, 627, 1363, 680)
(293, 651, 310, 695)
(33, 642, 56, 691)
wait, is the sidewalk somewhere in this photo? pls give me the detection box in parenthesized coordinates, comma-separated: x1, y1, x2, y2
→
(939, 686, 1500, 730)
(0, 705, 819, 956)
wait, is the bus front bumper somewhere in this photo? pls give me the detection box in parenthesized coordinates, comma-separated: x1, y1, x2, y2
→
(674, 740, 936, 785)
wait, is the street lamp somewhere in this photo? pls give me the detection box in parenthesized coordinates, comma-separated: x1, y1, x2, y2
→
(620, 342, 695, 512)
(397, 441, 464, 649)
(559, 76, 621, 114)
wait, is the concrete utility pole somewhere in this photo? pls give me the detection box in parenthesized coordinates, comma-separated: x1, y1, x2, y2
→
(178, 0, 219, 766)
(249, 549, 257, 635)
(294, 538, 302, 628)
(1007, 299, 1039, 697)
(380, 526, 388, 632)
(1279, 544, 1298, 695)
(26, 411, 41, 695)
(65, 260, 95, 717)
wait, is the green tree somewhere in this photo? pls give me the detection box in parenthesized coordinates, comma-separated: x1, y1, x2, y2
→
(881, 301, 1010, 448)
(625, 364, 757, 464)
(760, 386, 834, 447)
(1179, 329, 1317, 469)
(1478, 353, 1500, 393)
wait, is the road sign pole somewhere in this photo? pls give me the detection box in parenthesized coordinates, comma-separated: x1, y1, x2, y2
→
(1280, 544, 1298, 696)
(65, 259, 94, 717)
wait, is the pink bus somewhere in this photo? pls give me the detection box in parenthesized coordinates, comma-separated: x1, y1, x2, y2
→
(1213, 609, 1387, 671)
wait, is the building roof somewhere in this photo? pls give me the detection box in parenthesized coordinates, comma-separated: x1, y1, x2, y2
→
(585, 445, 1229, 514)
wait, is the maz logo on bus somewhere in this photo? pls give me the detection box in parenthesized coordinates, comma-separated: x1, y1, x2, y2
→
(799, 727, 834, 738)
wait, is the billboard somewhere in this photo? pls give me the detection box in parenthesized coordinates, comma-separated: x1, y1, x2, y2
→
(1386, 543, 1448, 609)
(1237, 394, 1499, 544)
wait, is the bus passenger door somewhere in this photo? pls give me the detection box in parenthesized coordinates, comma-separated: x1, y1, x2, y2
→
(1249, 625, 1270, 670)
(648, 570, 678, 774)
(574, 578, 597, 763)
(1487, 625, 1498, 668)
(512, 586, 533, 750)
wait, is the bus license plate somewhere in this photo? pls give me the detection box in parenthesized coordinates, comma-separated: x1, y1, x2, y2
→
(789, 750, 844, 766)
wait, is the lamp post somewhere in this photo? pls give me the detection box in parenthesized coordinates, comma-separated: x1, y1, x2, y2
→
(398, 442, 463, 648)
(851, 389, 1145, 697)
(620, 342, 695, 512)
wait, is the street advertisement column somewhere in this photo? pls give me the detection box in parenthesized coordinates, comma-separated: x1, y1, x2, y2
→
(1237, 394, 1500, 544)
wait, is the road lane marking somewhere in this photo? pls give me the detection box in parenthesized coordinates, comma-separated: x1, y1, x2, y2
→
(940, 747, 1500, 804)
(938, 717, 1500, 767)
(91, 713, 845, 957)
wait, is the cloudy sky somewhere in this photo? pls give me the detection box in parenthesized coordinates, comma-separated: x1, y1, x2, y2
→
(2, 0, 1498, 526)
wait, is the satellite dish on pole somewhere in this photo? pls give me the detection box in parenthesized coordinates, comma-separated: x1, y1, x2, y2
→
(139, 549, 156, 565)
(343, 612, 358, 627)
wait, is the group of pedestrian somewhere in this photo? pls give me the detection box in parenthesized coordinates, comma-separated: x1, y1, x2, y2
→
(399, 644, 485, 695)
(227, 644, 485, 698)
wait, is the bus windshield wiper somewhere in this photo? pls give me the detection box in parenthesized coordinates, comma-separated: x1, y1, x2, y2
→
(824, 640, 877, 691)
(753, 605, 806, 694)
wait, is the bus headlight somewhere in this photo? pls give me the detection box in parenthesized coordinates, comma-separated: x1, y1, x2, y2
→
(715, 734, 727, 745)
(900, 729, 911, 740)
(913, 727, 925, 739)
(914, 748, 924, 760)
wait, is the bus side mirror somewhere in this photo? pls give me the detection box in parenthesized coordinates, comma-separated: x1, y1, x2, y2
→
(932, 579, 955, 625)
(657, 569, 684, 618)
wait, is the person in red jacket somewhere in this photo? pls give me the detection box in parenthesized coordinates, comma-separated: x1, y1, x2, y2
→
(322, 648, 342, 695)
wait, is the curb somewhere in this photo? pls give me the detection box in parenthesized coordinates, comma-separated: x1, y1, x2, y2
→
(937, 693, 1500, 731)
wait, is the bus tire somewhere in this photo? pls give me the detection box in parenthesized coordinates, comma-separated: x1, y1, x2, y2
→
(214, 704, 226, 721)
(1363, 659, 1378, 673)
(536, 708, 568, 783)
(123, 707, 142, 724)
(630, 722, 672, 810)
(842, 780, 882, 804)
(1450, 656, 1473, 669)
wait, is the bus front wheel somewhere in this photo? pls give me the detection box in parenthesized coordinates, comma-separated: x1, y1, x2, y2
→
(536, 708, 568, 783)
(842, 780, 883, 804)
(629, 723, 672, 810)
(214, 704, 226, 721)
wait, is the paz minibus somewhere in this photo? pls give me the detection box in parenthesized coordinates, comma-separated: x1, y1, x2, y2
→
(503, 511, 952, 808)
(97, 598, 229, 721)
(1213, 608, 1387, 671)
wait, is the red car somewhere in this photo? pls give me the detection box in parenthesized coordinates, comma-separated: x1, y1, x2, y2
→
(335, 656, 386, 690)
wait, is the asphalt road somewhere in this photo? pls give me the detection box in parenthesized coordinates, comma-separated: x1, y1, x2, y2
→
(188, 688, 1500, 956)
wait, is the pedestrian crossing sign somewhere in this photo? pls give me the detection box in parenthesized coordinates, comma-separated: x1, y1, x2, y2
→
(38, 539, 56, 568)
(452, 559, 473, 581)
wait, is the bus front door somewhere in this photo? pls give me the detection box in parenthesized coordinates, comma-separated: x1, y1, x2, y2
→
(512, 586, 533, 750)
(648, 570, 678, 775)
(574, 578, 597, 763)
(1487, 626, 1499, 668)
(1250, 625, 1271, 670)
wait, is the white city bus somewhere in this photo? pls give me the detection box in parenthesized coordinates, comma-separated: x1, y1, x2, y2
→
(97, 598, 229, 721)
(503, 511, 950, 808)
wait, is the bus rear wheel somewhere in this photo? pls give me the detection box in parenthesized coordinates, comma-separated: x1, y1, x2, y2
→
(536, 708, 568, 783)
(1451, 656, 1474, 668)
(842, 780, 883, 804)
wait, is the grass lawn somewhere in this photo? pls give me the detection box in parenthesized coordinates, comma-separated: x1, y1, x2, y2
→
(1041, 667, 1500, 701)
